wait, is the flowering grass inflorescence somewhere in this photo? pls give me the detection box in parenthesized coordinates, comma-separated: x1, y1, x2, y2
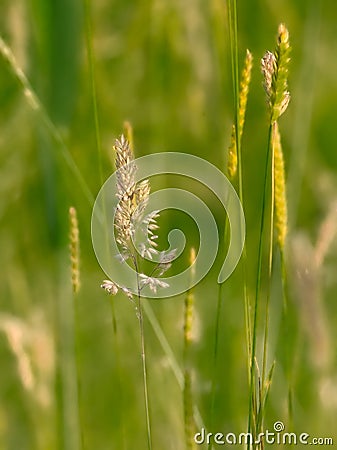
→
(227, 49, 253, 179)
(261, 23, 291, 252)
(261, 23, 291, 122)
(101, 135, 175, 298)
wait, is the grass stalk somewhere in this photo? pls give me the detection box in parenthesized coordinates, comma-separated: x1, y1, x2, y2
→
(73, 291, 85, 450)
(227, 2, 255, 444)
(142, 300, 208, 433)
(82, 2, 128, 446)
(261, 122, 276, 386)
(183, 370, 194, 450)
(0, 37, 94, 206)
(208, 282, 223, 446)
(135, 266, 153, 450)
(69, 207, 84, 450)
(227, 0, 252, 369)
(53, 296, 65, 450)
(184, 249, 196, 450)
(247, 121, 273, 446)
(82, 0, 104, 180)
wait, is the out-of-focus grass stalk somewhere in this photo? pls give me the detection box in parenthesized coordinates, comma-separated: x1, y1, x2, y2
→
(134, 265, 153, 450)
(0, 36, 94, 206)
(227, 2, 255, 446)
(82, 0, 104, 180)
(69, 206, 84, 450)
(81, 0, 128, 445)
(227, 0, 252, 374)
(208, 281, 224, 450)
(183, 248, 196, 450)
(142, 301, 207, 434)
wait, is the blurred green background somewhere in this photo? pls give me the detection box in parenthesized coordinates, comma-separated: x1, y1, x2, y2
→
(1, 0, 337, 449)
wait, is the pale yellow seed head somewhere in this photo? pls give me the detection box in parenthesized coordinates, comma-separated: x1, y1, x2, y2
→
(189, 247, 196, 278)
(227, 124, 238, 179)
(69, 206, 80, 294)
(227, 50, 253, 180)
(184, 247, 197, 344)
(273, 123, 288, 250)
(238, 49, 253, 139)
(184, 292, 194, 345)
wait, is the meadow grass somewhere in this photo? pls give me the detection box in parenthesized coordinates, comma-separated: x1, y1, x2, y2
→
(1, 1, 337, 449)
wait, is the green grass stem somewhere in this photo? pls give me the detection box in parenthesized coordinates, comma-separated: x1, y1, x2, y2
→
(247, 121, 273, 447)
(134, 261, 153, 450)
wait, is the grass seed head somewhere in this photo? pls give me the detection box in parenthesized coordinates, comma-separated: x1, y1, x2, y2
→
(273, 123, 288, 250)
(262, 24, 291, 121)
(69, 206, 80, 294)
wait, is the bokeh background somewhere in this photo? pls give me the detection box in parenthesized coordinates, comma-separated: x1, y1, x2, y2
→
(1, 0, 337, 449)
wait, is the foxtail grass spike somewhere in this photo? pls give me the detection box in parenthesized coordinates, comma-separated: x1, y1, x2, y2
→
(184, 288, 194, 346)
(238, 49, 253, 139)
(227, 124, 238, 179)
(227, 49, 253, 179)
(69, 206, 81, 294)
(262, 24, 291, 121)
(273, 122, 288, 250)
